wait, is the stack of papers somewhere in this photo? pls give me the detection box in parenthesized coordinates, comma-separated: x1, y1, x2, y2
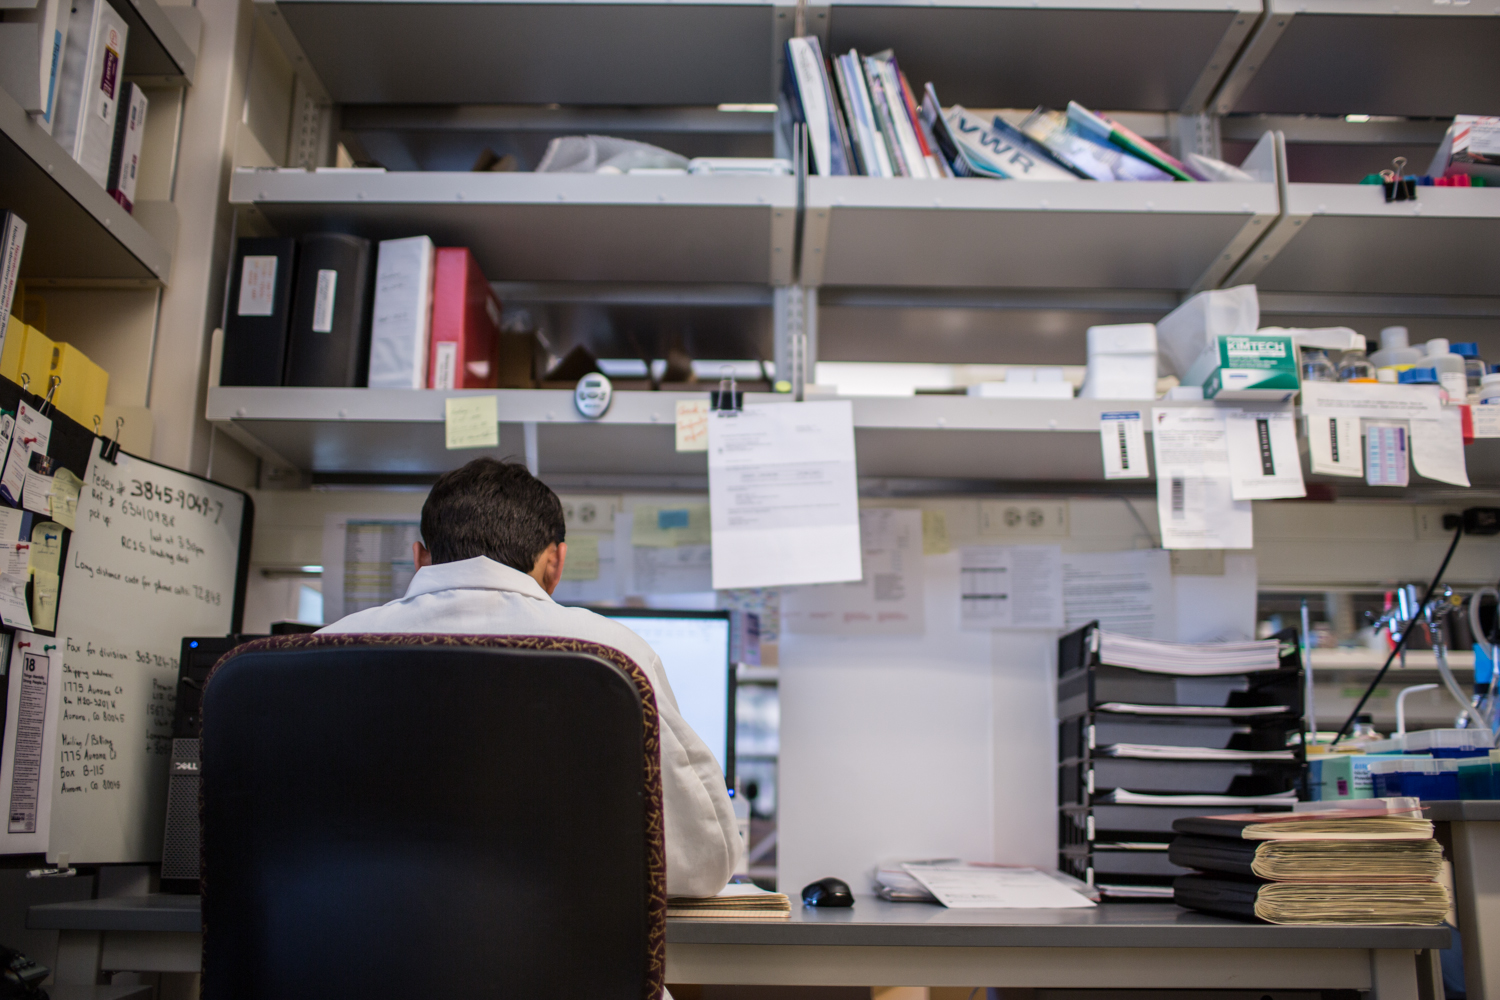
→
(1099, 743, 1296, 762)
(1098, 883, 1176, 899)
(1098, 632, 1282, 676)
(667, 884, 792, 920)
(1099, 789, 1298, 807)
(1098, 702, 1291, 718)
(902, 863, 1097, 909)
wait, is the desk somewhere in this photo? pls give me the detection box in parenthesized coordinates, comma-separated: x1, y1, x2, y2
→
(1428, 800, 1500, 1000)
(30, 895, 1447, 999)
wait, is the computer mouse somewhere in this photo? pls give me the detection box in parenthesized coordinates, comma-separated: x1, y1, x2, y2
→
(801, 876, 854, 908)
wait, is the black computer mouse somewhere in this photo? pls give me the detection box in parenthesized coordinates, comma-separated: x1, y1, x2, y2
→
(801, 876, 854, 907)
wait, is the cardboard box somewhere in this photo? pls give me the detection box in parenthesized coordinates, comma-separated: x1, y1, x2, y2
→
(1185, 333, 1299, 401)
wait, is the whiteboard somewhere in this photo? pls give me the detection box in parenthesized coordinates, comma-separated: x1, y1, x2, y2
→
(3, 440, 249, 862)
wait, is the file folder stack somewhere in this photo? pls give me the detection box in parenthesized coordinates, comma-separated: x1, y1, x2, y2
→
(1056, 623, 1306, 899)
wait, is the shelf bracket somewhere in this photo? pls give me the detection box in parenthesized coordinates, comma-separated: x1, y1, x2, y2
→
(1209, 6, 1295, 115)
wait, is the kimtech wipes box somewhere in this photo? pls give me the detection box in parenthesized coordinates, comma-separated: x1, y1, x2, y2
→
(1184, 333, 1300, 401)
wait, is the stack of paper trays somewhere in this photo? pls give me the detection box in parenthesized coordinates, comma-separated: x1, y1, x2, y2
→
(667, 884, 792, 920)
(1099, 632, 1283, 676)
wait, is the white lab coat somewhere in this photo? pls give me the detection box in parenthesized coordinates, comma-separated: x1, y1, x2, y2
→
(318, 555, 743, 898)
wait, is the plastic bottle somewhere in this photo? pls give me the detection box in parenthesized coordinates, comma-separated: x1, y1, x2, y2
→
(1301, 348, 1337, 382)
(1368, 326, 1424, 369)
(1452, 343, 1487, 401)
(1346, 715, 1385, 747)
(1480, 372, 1500, 405)
(1337, 335, 1377, 382)
(1424, 338, 1468, 402)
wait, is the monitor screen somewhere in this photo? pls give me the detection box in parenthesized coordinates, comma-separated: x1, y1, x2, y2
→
(600, 609, 733, 786)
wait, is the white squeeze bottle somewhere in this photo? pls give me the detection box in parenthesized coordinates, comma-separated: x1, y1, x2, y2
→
(1424, 339, 1467, 403)
(1368, 326, 1424, 369)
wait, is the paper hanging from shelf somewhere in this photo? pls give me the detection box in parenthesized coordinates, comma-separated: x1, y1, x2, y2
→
(1099, 410, 1149, 480)
(1409, 410, 1469, 487)
(1305, 414, 1363, 477)
(1474, 406, 1500, 439)
(783, 508, 924, 635)
(1365, 421, 1410, 487)
(1224, 409, 1305, 500)
(960, 544, 1063, 630)
(707, 401, 861, 591)
(1151, 408, 1252, 550)
(1299, 382, 1442, 421)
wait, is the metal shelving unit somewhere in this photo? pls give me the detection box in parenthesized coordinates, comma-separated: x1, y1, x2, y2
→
(802, 176, 1279, 292)
(119, 0, 201, 85)
(0, 86, 173, 284)
(229, 170, 797, 285)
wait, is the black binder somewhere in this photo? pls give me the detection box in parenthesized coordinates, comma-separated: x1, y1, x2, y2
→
(283, 233, 374, 387)
(222, 237, 297, 386)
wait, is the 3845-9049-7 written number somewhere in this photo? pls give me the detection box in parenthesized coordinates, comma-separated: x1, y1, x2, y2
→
(129, 479, 224, 523)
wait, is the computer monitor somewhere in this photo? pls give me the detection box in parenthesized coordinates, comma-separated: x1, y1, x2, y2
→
(598, 608, 734, 788)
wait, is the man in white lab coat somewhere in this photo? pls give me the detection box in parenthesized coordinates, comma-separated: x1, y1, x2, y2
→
(320, 457, 743, 899)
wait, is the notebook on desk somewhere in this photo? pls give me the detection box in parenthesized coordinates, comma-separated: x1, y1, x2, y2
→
(667, 884, 791, 920)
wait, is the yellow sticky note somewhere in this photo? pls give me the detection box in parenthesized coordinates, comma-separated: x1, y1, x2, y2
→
(675, 399, 710, 452)
(922, 509, 950, 555)
(30, 569, 57, 632)
(48, 468, 81, 531)
(445, 395, 499, 450)
(28, 520, 63, 576)
(561, 534, 601, 581)
(632, 504, 711, 547)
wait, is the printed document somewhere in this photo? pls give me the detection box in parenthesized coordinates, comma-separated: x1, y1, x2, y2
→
(708, 401, 861, 590)
(902, 863, 1096, 909)
(1062, 549, 1174, 640)
(0, 633, 62, 853)
(960, 545, 1063, 630)
(1224, 410, 1305, 500)
(1306, 414, 1363, 477)
(1151, 409, 1252, 550)
(615, 512, 712, 596)
(783, 508, 924, 635)
(1410, 410, 1469, 487)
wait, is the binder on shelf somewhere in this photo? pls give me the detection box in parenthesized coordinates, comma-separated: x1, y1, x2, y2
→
(50, 342, 108, 430)
(105, 82, 147, 212)
(367, 236, 435, 390)
(428, 247, 500, 390)
(782, 36, 850, 177)
(52, 0, 128, 188)
(283, 234, 373, 388)
(222, 237, 297, 387)
(0, 211, 24, 327)
(0, 0, 72, 127)
(0, 320, 55, 391)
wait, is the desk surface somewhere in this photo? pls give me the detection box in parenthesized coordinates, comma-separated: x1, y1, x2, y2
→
(1425, 800, 1500, 822)
(29, 894, 1448, 950)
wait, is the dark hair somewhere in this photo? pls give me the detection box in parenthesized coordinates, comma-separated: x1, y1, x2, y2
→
(420, 458, 565, 572)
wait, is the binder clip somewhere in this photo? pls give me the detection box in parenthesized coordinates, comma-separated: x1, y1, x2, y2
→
(37, 375, 60, 417)
(101, 417, 124, 465)
(1381, 157, 1417, 203)
(16, 374, 29, 398)
(710, 366, 742, 416)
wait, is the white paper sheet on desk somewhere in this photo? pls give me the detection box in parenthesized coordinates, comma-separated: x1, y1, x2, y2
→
(707, 401, 862, 590)
(902, 864, 1096, 909)
(1151, 409, 1252, 550)
(961, 545, 1062, 630)
(1409, 409, 1469, 487)
(1224, 410, 1305, 500)
(1306, 414, 1363, 477)
(783, 508, 924, 635)
(1062, 549, 1174, 640)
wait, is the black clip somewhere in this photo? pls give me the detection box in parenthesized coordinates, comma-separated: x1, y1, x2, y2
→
(101, 416, 123, 465)
(37, 375, 60, 417)
(1381, 156, 1416, 203)
(711, 366, 743, 417)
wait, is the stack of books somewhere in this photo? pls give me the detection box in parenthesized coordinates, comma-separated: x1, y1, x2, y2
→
(667, 883, 792, 920)
(1056, 622, 1306, 899)
(782, 36, 1204, 182)
(1170, 805, 1450, 924)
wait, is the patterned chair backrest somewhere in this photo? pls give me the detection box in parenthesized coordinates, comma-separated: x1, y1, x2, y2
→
(200, 633, 666, 1000)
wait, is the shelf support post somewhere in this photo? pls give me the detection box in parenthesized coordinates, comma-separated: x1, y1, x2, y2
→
(774, 285, 816, 401)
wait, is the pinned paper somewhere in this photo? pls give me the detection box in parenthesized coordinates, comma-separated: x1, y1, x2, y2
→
(675, 399, 710, 452)
(1224, 410, 1305, 500)
(47, 468, 81, 530)
(922, 509, 950, 555)
(0, 404, 50, 507)
(1151, 408, 1252, 550)
(560, 534, 600, 581)
(1410, 410, 1469, 487)
(28, 521, 62, 579)
(29, 570, 57, 633)
(0, 507, 22, 543)
(20, 451, 55, 516)
(1100, 411, 1149, 479)
(1307, 415, 1362, 477)
(1475, 406, 1500, 439)
(783, 509, 925, 635)
(615, 511, 712, 595)
(960, 544, 1063, 630)
(444, 395, 499, 450)
(0, 542, 33, 630)
(632, 504, 711, 547)
(1365, 421, 1409, 487)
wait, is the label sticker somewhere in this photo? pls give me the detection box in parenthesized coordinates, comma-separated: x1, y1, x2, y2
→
(311, 269, 337, 333)
(237, 256, 278, 317)
(1099, 411, 1148, 479)
(432, 342, 457, 390)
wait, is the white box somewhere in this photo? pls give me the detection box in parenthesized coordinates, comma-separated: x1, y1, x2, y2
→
(52, 0, 127, 187)
(366, 236, 436, 389)
(967, 381, 1074, 399)
(0, 0, 72, 128)
(1086, 323, 1156, 355)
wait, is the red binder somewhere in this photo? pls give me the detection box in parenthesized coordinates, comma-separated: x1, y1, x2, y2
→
(427, 247, 501, 389)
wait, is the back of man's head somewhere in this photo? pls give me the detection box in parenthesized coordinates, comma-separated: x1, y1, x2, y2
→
(420, 458, 565, 572)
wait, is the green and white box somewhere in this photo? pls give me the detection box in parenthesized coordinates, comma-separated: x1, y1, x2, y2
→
(1186, 333, 1300, 401)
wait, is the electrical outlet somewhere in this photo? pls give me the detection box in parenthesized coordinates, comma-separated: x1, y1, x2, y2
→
(1414, 506, 1462, 540)
(978, 500, 1070, 539)
(558, 494, 621, 531)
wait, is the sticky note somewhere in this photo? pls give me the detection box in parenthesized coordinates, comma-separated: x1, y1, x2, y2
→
(922, 510, 950, 555)
(561, 534, 600, 581)
(48, 468, 81, 530)
(658, 509, 690, 530)
(632, 504, 711, 547)
(445, 395, 498, 450)
(675, 399, 710, 452)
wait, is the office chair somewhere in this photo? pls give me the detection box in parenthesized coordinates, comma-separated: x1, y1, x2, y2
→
(200, 634, 666, 1000)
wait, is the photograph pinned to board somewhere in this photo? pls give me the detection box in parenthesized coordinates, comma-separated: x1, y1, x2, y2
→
(1151, 408, 1252, 550)
(959, 545, 1063, 630)
(782, 508, 924, 635)
(707, 400, 861, 591)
